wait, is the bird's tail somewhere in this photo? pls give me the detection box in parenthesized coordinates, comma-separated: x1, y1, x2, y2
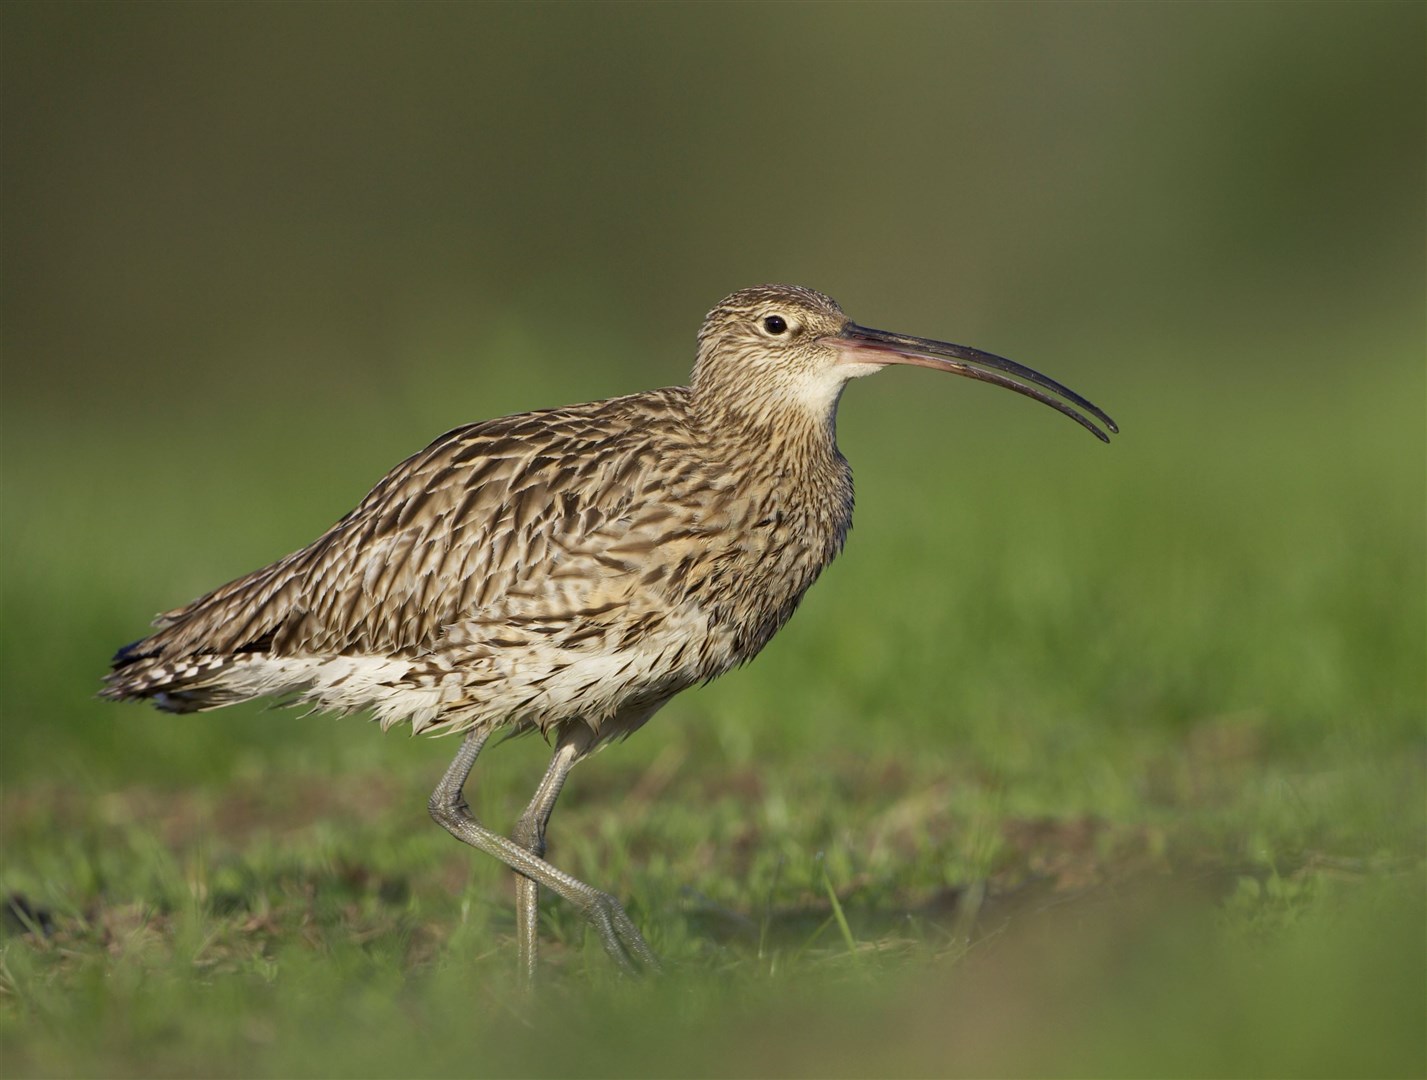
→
(100, 561, 298, 713)
(101, 625, 268, 713)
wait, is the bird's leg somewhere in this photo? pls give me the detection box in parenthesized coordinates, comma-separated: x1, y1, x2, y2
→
(428, 728, 661, 977)
(509, 741, 579, 984)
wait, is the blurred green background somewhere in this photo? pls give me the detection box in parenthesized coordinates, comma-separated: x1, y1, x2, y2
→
(2, 3, 1423, 1077)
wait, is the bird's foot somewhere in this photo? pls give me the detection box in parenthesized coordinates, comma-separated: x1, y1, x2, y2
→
(581, 890, 661, 975)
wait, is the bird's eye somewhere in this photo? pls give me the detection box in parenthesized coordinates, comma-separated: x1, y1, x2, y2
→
(763, 315, 788, 335)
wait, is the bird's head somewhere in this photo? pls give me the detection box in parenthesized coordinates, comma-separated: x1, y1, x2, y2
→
(692, 284, 1116, 442)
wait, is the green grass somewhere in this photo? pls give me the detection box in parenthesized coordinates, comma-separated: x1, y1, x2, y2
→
(2, 335, 1423, 1077)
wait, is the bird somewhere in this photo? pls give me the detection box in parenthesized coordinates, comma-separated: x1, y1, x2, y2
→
(102, 284, 1117, 979)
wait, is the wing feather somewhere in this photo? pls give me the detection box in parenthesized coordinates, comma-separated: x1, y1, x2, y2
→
(109, 388, 700, 679)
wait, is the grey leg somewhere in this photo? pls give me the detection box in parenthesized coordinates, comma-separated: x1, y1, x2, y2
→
(428, 729, 660, 977)
(510, 740, 579, 984)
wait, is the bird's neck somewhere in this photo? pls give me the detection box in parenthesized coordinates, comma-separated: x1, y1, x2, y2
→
(682, 371, 856, 663)
(687, 378, 846, 475)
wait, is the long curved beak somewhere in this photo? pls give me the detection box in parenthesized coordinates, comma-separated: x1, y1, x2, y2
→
(829, 322, 1119, 443)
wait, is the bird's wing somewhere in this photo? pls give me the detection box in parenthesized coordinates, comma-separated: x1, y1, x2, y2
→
(135, 387, 709, 663)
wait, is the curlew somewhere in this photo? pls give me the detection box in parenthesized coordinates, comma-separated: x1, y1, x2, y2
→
(103, 285, 1117, 978)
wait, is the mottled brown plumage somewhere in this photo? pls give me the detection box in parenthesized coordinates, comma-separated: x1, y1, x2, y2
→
(103, 284, 1115, 978)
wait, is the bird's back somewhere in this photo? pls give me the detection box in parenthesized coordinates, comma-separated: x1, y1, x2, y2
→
(103, 384, 853, 741)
